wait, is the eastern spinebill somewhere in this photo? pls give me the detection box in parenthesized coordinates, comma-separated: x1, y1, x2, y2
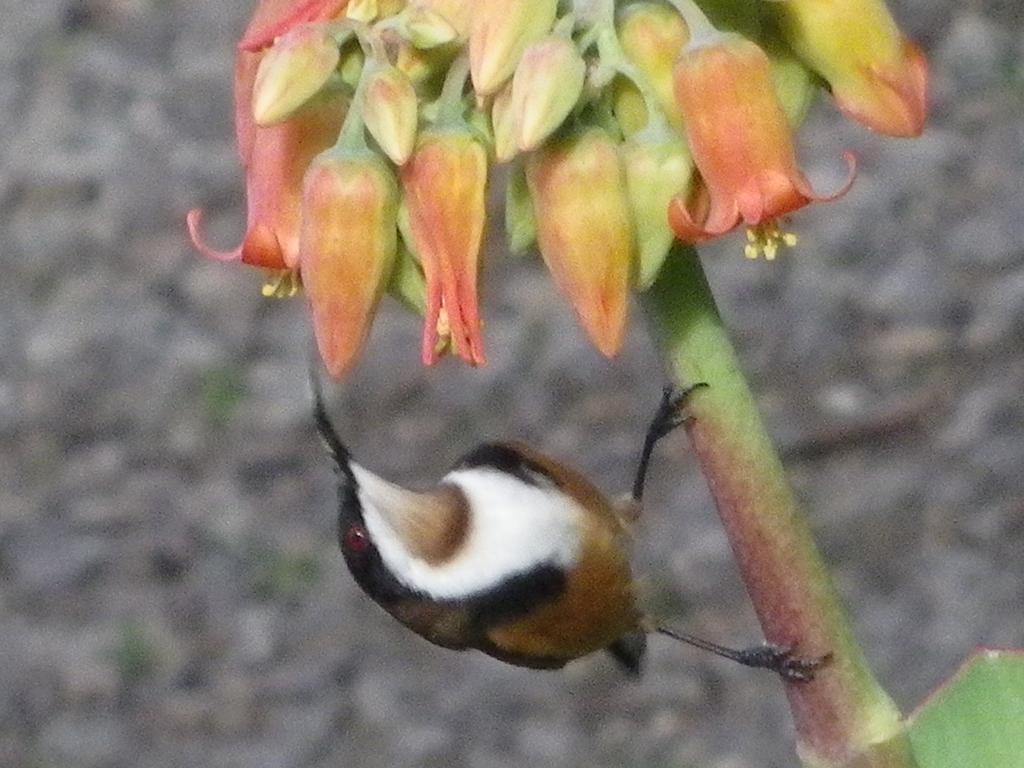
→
(313, 373, 826, 681)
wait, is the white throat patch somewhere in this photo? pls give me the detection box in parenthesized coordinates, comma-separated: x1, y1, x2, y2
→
(359, 466, 583, 600)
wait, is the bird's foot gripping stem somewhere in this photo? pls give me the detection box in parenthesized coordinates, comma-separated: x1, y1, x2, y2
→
(728, 643, 832, 683)
(632, 382, 709, 502)
(655, 624, 831, 684)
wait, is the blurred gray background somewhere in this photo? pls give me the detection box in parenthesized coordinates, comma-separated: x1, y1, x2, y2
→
(2, 1, 1023, 767)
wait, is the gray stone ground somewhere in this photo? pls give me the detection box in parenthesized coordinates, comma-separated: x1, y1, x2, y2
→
(2, 2, 1023, 767)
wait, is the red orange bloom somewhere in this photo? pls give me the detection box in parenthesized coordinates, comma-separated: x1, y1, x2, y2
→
(189, 1, 349, 270)
(188, 47, 345, 270)
(400, 131, 488, 366)
(668, 35, 855, 252)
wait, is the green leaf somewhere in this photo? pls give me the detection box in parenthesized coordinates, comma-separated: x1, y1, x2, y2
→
(909, 649, 1024, 768)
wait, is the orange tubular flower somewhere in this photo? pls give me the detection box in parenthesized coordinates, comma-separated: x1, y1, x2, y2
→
(776, 0, 927, 137)
(300, 151, 399, 378)
(188, 0, 347, 270)
(400, 131, 487, 367)
(526, 129, 633, 357)
(668, 35, 855, 251)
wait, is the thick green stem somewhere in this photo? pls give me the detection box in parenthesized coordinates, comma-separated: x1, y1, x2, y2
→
(645, 245, 916, 768)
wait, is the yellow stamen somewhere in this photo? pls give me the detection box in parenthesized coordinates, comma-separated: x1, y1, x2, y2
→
(434, 306, 453, 358)
(261, 269, 302, 298)
(744, 220, 799, 261)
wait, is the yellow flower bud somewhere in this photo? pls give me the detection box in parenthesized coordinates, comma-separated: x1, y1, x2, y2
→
(611, 77, 649, 140)
(251, 23, 340, 126)
(617, 2, 689, 132)
(338, 42, 366, 88)
(469, 0, 558, 96)
(364, 65, 419, 164)
(622, 137, 693, 289)
(774, 0, 928, 137)
(413, 0, 471, 40)
(379, 0, 407, 17)
(346, 0, 379, 23)
(511, 36, 585, 151)
(401, 5, 458, 48)
(300, 150, 399, 378)
(490, 83, 518, 163)
(526, 128, 634, 357)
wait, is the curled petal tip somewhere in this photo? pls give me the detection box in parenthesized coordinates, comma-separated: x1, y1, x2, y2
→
(797, 150, 858, 204)
(833, 151, 858, 198)
(667, 188, 737, 244)
(186, 208, 242, 262)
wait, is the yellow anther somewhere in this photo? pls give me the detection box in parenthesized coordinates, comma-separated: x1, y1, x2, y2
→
(435, 306, 451, 338)
(261, 269, 302, 298)
(743, 220, 799, 261)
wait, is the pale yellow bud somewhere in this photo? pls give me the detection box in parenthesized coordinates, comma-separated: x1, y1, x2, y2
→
(491, 83, 518, 163)
(401, 5, 458, 48)
(414, 0, 471, 39)
(252, 24, 340, 126)
(364, 65, 419, 165)
(469, 0, 558, 96)
(617, 2, 689, 132)
(347, 0, 379, 23)
(511, 36, 585, 152)
(622, 137, 693, 289)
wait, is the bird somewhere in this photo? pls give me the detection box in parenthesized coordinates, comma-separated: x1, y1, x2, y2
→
(312, 372, 826, 681)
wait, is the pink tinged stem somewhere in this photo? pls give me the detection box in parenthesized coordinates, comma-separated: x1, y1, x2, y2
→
(645, 246, 917, 768)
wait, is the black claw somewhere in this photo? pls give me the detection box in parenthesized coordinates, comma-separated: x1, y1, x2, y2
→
(632, 382, 709, 502)
(738, 644, 831, 683)
(652, 382, 709, 438)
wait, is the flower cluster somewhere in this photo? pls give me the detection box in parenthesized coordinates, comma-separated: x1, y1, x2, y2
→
(188, 0, 928, 377)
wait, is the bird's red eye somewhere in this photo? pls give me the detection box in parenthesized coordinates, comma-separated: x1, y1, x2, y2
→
(344, 524, 370, 554)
